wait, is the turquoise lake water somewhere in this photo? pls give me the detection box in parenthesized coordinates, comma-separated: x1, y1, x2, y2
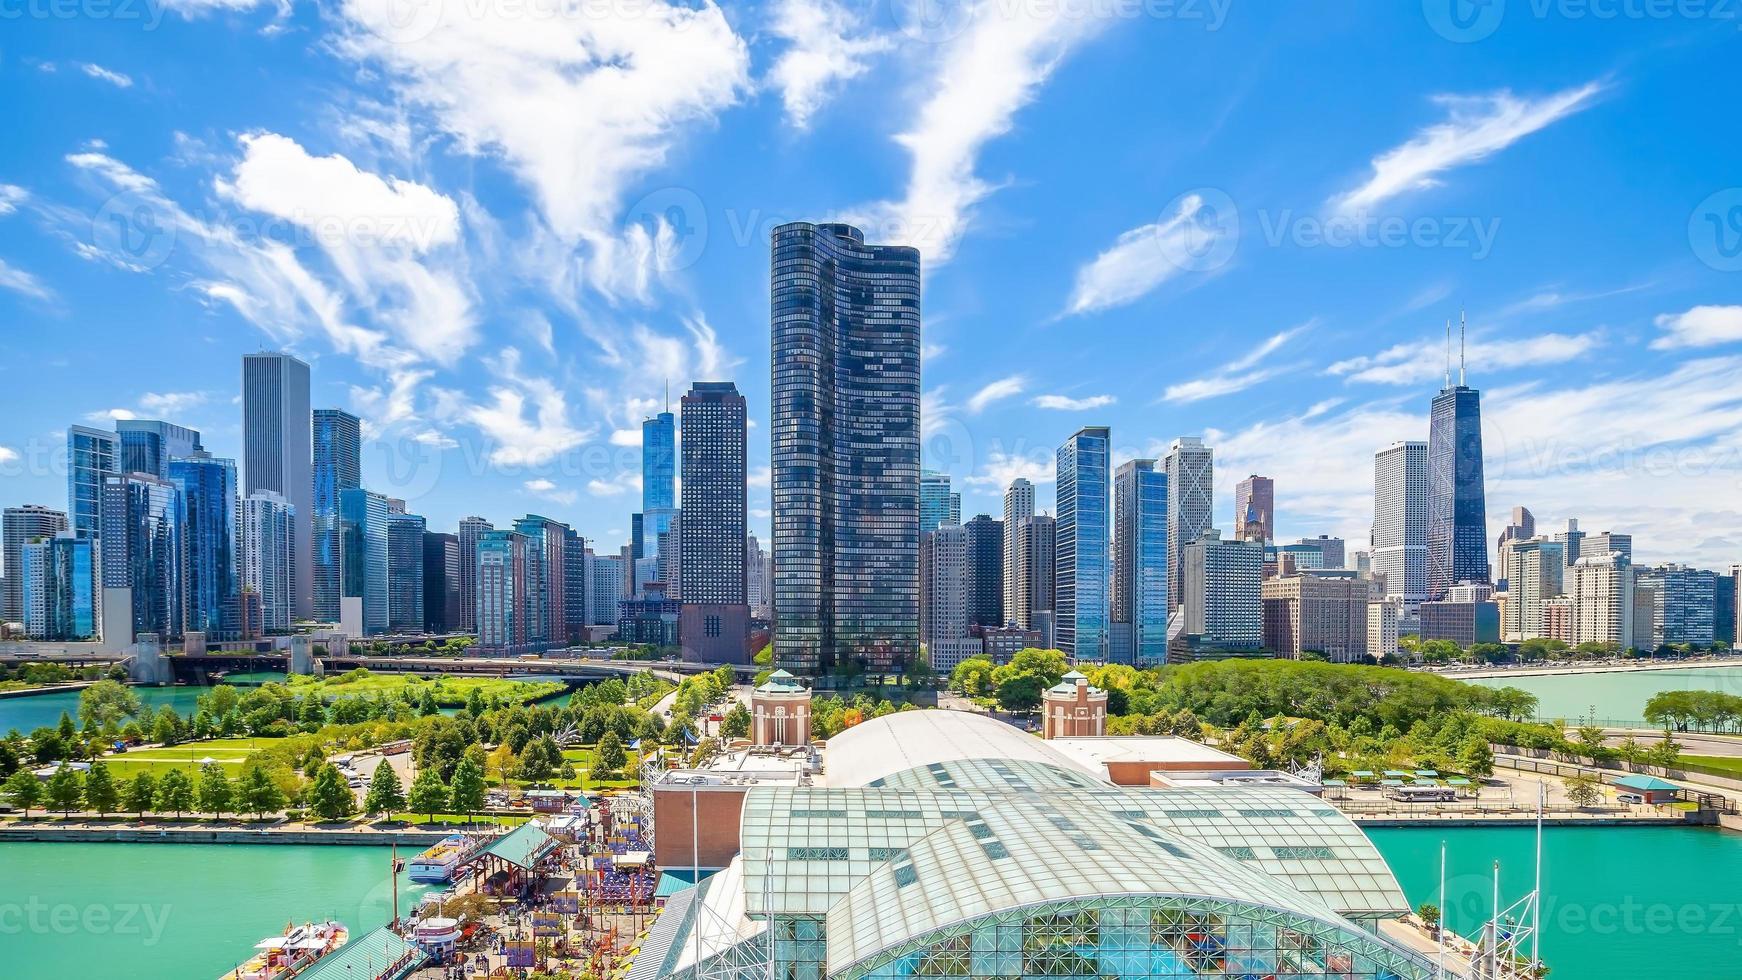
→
(1464, 665, 1742, 723)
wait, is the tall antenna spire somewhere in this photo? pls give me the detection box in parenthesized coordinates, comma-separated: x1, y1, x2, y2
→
(664, 378, 670, 413)
(1459, 308, 1467, 386)
(1444, 318, 1452, 389)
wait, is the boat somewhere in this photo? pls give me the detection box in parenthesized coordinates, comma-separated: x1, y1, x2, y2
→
(219, 920, 348, 980)
(407, 834, 477, 884)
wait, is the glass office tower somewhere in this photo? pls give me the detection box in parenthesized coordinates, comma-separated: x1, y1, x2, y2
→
(1056, 426, 1110, 660)
(643, 406, 677, 555)
(1427, 384, 1490, 597)
(169, 453, 240, 639)
(338, 487, 389, 635)
(1114, 458, 1169, 665)
(117, 419, 202, 479)
(771, 222, 921, 675)
(312, 409, 361, 622)
(101, 472, 183, 640)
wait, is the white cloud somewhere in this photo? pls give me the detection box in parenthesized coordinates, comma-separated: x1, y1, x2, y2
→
(524, 477, 579, 506)
(0, 446, 18, 465)
(464, 348, 596, 467)
(0, 184, 27, 215)
(1031, 393, 1115, 411)
(79, 63, 133, 88)
(137, 391, 207, 416)
(1163, 323, 1311, 403)
(0, 258, 54, 301)
(921, 387, 954, 439)
(1651, 305, 1742, 350)
(863, 0, 1111, 265)
(967, 374, 1027, 413)
(1327, 328, 1601, 385)
(766, 0, 892, 128)
(84, 408, 138, 423)
(411, 429, 459, 450)
(1331, 81, 1604, 215)
(748, 465, 772, 488)
(1064, 193, 1234, 316)
(965, 448, 1054, 488)
(216, 132, 476, 364)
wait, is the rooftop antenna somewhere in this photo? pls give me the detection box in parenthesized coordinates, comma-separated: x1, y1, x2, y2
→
(1459, 308, 1467, 386)
(1444, 318, 1452, 390)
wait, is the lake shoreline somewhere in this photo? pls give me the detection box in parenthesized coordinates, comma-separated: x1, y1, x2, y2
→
(1430, 656, 1742, 680)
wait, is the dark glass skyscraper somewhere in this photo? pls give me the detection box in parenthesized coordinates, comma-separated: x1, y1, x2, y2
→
(388, 512, 427, 633)
(771, 222, 921, 675)
(1056, 426, 1110, 660)
(169, 453, 239, 640)
(457, 516, 492, 633)
(643, 402, 677, 557)
(1427, 371, 1490, 598)
(338, 487, 389, 635)
(679, 381, 749, 662)
(1113, 459, 1168, 665)
(312, 409, 361, 622)
(101, 472, 183, 642)
(963, 514, 1003, 630)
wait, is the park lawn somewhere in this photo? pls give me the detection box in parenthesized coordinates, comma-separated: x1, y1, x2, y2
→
(281, 673, 564, 706)
(554, 746, 639, 791)
(99, 737, 264, 779)
(1679, 754, 1742, 778)
(389, 812, 532, 828)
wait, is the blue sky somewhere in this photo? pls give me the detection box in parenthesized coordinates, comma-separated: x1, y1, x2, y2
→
(2, 1, 1741, 566)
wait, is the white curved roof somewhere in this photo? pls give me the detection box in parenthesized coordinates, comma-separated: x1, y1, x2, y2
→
(823, 710, 1102, 787)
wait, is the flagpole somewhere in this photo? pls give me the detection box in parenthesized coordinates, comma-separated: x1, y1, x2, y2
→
(1437, 839, 1446, 978)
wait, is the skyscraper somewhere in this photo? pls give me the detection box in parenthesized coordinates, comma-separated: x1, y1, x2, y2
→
(241, 490, 295, 633)
(388, 512, 428, 633)
(169, 453, 240, 640)
(423, 531, 462, 635)
(1498, 537, 1563, 641)
(921, 524, 976, 672)
(1002, 478, 1035, 629)
(1183, 530, 1264, 650)
(679, 381, 750, 663)
(1015, 514, 1056, 632)
(477, 528, 531, 653)
(963, 514, 1004, 630)
(1584, 530, 1632, 565)
(1554, 518, 1585, 567)
(338, 487, 389, 635)
(117, 420, 202, 479)
(100, 472, 182, 644)
(21, 534, 93, 641)
(312, 409, 361, 623)
(3, 504, 67, 624)
(746, 532, 770, 620)
(1164, 437, 1213, 614)
(513, 515, 571, 649)
(643, 397, 677, 556)
(1056, 426, 1110, 660)
(1113, 459, 1168, 665)
(920, 470, 961, 532)
(1372, 440, 1429, 607)
(587, 551, 625, 626)
(457, 516, 492, 633)
(1234, 475, 1274, 544)
(562, 526, 588, 641)
(66, 424, 117, 636)
(771, 222, 921, 674)
(1426, 318, 1490, 597)
(1496, 505, 1536, 555)
(243, 352, 313, 619)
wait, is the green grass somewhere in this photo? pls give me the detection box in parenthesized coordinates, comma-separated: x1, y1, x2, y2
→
(279, 672, 564, 706)
(99, 737, 263, 779)
(1678, 754, 1742, 778)
(552, 746, 639, 791)
(388, 812, 532, 828)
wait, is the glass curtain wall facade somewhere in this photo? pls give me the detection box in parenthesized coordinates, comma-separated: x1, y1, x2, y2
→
(643, 409, 677, 556)
(422, 531, 462, 634)
(27, 536, 94, 640)
(1114, 459, 1169, 665)
(312, 409, 361, 623)
(457, 516, 493, 632)
(1165, 438, 1214, 615)
(1427, 385, 1490, 597)
(512, 515, 570, 648)
(1056, 427, 1110, 660)
(169, 454, 240, 640)
(387, 513, 427, 633)
(771, 222, 921, 675)
(101, 473, 183, 640)
(338, 488, 389, 635)
(241, 490, 295, 633)
(117, 420, 202, 479)
(963, 515, 1003, 630)
(242, 352, 313, 619)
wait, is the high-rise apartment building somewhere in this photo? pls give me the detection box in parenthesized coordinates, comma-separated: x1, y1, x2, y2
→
(643, 401, 677, 557)
(562, 527, 588, 641)
(169, 453, 240, 640)
(1262, 572, 1369, 662)
(241, 490, 295, 634)
(21, 534, 94, 641)
(1567, 552, 1635, 649)
(388, 513, 427, 634)
(312, 409, 361, 623)
(1234, 475, 1274, 544)
(513, 515, 571, 649)
(770, 222, 920, 674)
(1182, 530, 1264, 650)
(746, 533, 770, 620)
(100, 472, 182, 645)
(477, 529, 531, 653)
(1499, 537, 1563, 642)
(66, 425, 116, 636)
(1638, 564, 1716, 647)
(1056, 426, 1110, 660)
(1113, 460, 1168, 665)
(422, 531, 462, 635)
(587, 551, 625, 626)
(457, 516, 492, 633)
(1015, 514, 1056, 631)
(1002, 478, 1035, 628)
(920, 470, 961, 533)
(3, 504, 67, 623)
(243, 352, 313, 619)
(1164, 437, 1213, 614)
(962, 515, 1004, 631)
(1554, 518, 1585, 567)
(1584, 531, 1632, 566)
(657, 515, 682, 599)
(338, 488, 389, 635)
(117, 419, 203, 480)
(1426, 329, 1490, 597)
(679, 381, 750, 663)
(1371, 441, 1429, 607)
(921, 524, 979, 673)
(1292, 536, 1347, 571)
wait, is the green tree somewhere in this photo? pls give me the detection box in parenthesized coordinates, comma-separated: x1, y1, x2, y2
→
(238, 765, 288, 820)
(155, 769, 194, 817)
(595, 731, 628, 774)
(719, 703, 751, 740)
(79, 680, 143, 729)
(151, 705, 181, 746)
(3, 769, 42, 817)
(949, 657, 996, 698)
(363, 761, 407, 816)
(197, 763, 233, 817)
(1417, 903, 1441, 936)
(1457, 736, 1494, 778)
(83, 761, 119, 816)
(449, 758, 487, 823)
(307, 764, 356, 822)
(123, 772, 157, 818)
(407, 768, 449, 824)
(517, 735, 562, 781)
(1565, 774, 1603, 808)
(44, 765, 83, 816)
(994, 673, 1045, 714)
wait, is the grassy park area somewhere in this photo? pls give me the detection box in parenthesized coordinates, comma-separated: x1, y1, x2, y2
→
(98, 737, 263, 780)
(284, 670, 565, 706)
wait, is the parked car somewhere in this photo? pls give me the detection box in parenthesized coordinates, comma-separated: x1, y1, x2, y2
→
(1617, 792, 1645, 804)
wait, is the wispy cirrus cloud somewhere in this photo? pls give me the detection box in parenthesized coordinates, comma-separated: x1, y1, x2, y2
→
(79, 63, 133, 88)
(766, 0, 892, 128)
(1032, 393, 1115, 411)
(1163, 322, 1312, 403)
(0, 258, 55, 302)
(1651, 305, 1742, 350)
(523, 477, 578, 506)
(1330, 81, 1605, 215)
(1063, 192, 1234, 316)
(1327, 327, 1602, 385)
(967, 374, 1027, 413)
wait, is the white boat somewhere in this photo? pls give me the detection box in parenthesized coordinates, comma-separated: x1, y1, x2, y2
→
(407, 834, 474, 884)
(220, 920, 348, 980)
